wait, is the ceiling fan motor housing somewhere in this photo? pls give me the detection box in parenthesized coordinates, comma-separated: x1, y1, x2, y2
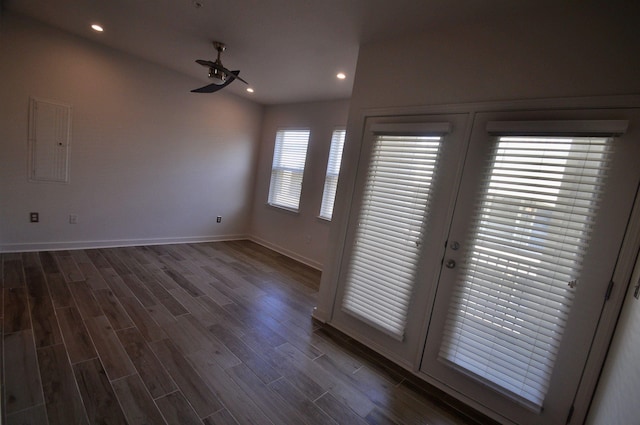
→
(208, 67, 226, 83)
(208, 41, 227, 84)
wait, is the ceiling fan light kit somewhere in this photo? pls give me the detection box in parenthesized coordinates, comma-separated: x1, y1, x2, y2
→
(192, 41, 248, 94)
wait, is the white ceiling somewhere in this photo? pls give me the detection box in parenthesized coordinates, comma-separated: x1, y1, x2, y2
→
(5, 0, 560, 105)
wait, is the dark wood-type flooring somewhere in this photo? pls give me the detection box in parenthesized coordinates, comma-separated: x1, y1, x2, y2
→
(0, 240, 496, 424)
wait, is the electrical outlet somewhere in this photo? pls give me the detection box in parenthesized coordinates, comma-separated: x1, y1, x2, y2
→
(69, 214, 78, 224)
(216, 216, 222, 223)
(30, 212, 39, 223)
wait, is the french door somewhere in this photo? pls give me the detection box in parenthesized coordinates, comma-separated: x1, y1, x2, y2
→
(329, 113, 470, 365)
(330, 108, 640, 424)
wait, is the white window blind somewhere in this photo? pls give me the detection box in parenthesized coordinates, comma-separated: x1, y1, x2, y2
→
(319, 129, 346, 220)
(342, 132, 443, 339)
(439, 136, 612, 409)
(268, 129, 310, 211)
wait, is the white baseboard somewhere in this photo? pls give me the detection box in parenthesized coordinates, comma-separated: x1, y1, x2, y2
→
(1, 234, 324, 273)
(248, 235, 323, 271)
(0, 234, 248, 253)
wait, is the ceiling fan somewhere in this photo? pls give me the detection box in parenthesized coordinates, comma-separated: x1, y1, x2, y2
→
(191, 41, 248, 93)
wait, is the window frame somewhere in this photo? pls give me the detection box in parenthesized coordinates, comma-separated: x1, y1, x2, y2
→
(267, 128, 311, 212)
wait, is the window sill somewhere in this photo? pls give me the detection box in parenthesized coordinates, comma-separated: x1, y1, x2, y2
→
(266, 203, 300, 215)
(317, 215, 332, 223)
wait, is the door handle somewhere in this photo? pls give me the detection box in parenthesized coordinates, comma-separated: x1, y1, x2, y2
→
(445, 259, 456, 269)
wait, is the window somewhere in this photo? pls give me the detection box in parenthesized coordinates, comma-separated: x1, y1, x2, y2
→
(268, 129, 310, 211)
(319, 129, 346, 220)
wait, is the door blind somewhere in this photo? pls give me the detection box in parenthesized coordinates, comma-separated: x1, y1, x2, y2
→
(268, 129, 310, 211)
(439, 136, 612, 409)
(342, 133, 443, 339)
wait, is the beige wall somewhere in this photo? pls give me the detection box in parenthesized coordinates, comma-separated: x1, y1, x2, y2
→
(249, 100, 350, 269)
(349, 5, 639, 112)
(0, 13, 263, 250)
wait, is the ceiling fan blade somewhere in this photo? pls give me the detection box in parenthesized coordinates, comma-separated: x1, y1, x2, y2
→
(195, 59, 216, 67)
(191, 70, 240, 93)
(191, 83, 225, 93)
(226, 69, 248, 85)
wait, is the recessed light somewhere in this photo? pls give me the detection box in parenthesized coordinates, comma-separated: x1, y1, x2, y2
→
(246, 88, 254, 93)
(336, 72, 346, 80)
(91, 24, 104, 32)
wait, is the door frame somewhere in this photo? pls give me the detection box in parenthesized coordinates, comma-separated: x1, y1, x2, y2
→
(314, 95, 640, 425)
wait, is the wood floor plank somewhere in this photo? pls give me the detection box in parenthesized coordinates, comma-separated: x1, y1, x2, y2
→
(146, 302, 178, 328)
(117, 327, 177, 398)
(37, 343, 89, 424)
(226, 363, 307, 425)
(93, 288, 135, 330)
(364, 408, 406, 425)
(84, 249, 112, 270)
(196, 296, 245, 336)
(44, 272, 73, 309)
(112, 374, 167, 425)
(146, 264, 181, 291)
(119, 296, 166, 342)
(145, 280, 189, 316)
(123, 247, 152, 266)
(73, 358, 128, 424)
(309, 326, 369, 377)
(315, 392, 370, 425)
(2, 259, 25, 289)
(68, 281, 103, 319)
(5, 404, 48, 425)
(203, 409, 240, 425)
(162, 314, 213, 355)
(168, 288, 216, 322)
(56, 306, 97, 363)
(102, 269, 137, 299)
(268, 377, 338, 425)
(155, 391, 202, 425)
(111, 250, 154, 282)
(4, 330, 44, 414)
(54, 252, 84, 283)
(163, 268, 205, 297)
(4, 287, 31, 333)
(277, 343, 375, 417)
(208, 323, 280, 383)
(187, 349, 276, 425)
(71, 250, 110, 290)
(0, 320, 3, 420)
(252, 340, 375, 418)
(24, 257, 62, 348)
(150, 338, 222, 418)
(192, 279, 234, 307)
(38, 251, 60, 274)
(121, 273, 158, 307)
(84, 315, 136, 380)
(98, 248, 134, 276)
